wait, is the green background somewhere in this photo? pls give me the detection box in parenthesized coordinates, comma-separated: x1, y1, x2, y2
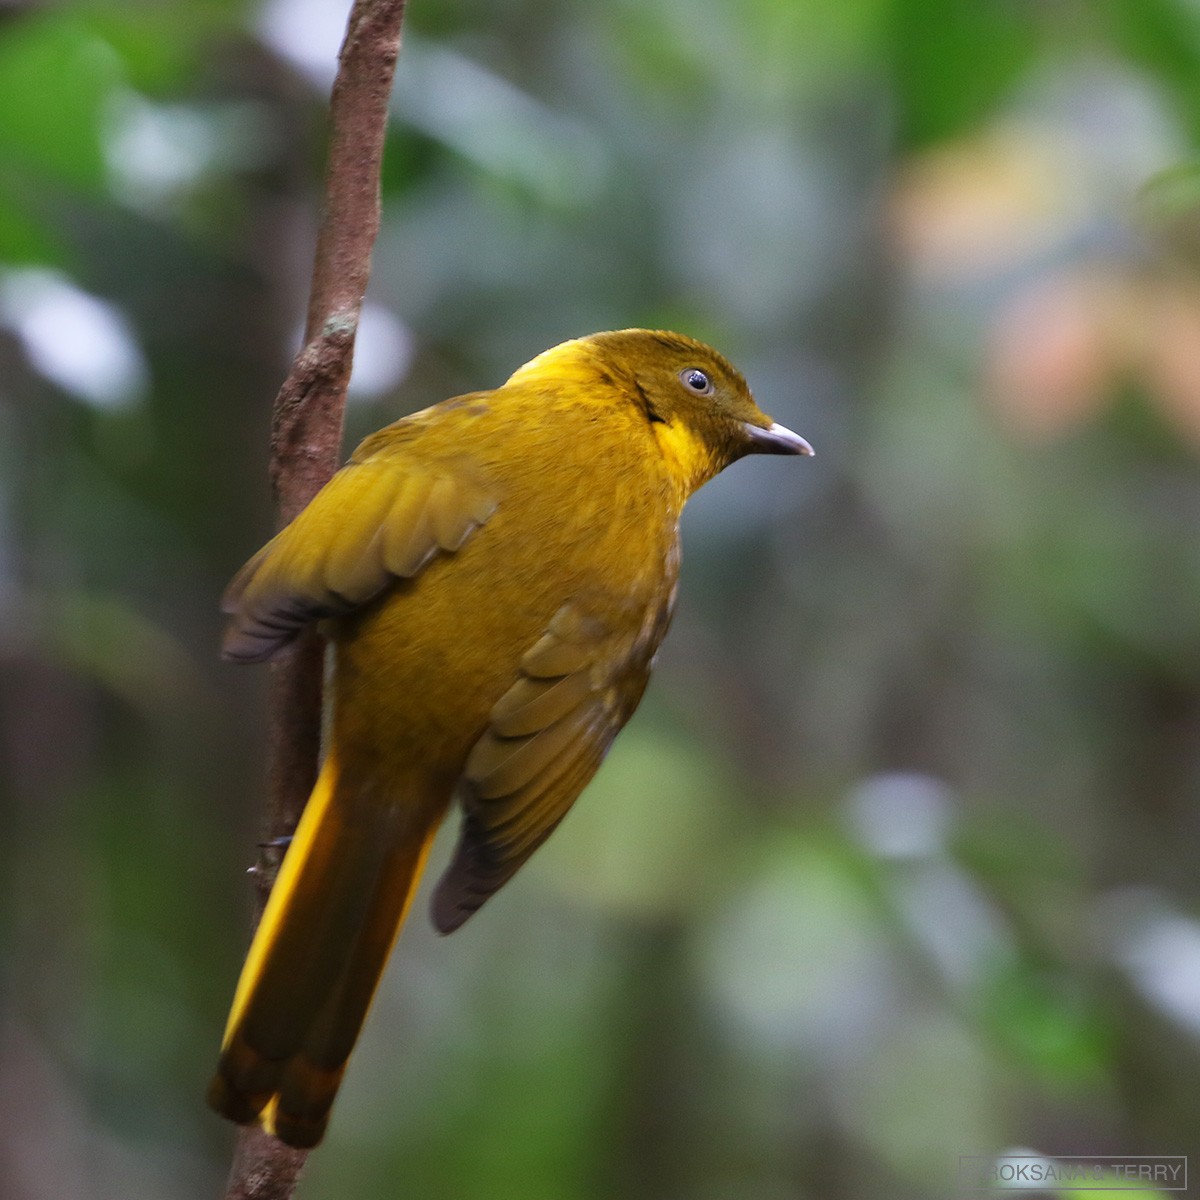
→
(2, 0, 1199, 1196)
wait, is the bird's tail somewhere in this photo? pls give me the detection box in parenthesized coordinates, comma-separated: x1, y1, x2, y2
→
(207, 751, 439, 1148)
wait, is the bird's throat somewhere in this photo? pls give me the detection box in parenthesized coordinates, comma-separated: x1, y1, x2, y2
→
(651, 419, 722, 499)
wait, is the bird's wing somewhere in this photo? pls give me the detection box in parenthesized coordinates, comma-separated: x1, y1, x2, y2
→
(432, 598, 667, 933)
(221, 451, 497, 663)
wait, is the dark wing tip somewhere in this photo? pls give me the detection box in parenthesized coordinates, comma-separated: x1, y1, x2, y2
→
(220, 625, 297, 664)
(430, 838, 501, 935)
(430, 895, 473, 936)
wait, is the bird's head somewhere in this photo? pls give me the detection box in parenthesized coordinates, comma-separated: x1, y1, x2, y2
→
(575, 329, 813, 496)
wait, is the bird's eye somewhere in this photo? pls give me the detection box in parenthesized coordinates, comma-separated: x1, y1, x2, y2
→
(680, 368, 713, 395)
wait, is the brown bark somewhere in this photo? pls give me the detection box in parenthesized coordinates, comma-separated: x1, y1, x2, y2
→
(222, 3, 408, 1196)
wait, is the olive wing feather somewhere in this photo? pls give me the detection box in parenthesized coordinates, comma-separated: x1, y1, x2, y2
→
(222, 455, 496, 663)
(431, 601, 664, 933)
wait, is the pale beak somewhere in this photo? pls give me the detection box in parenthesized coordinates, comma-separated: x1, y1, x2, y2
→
(743, 421, 814, 457)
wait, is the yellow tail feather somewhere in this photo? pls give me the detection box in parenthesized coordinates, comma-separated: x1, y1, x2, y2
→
(208, 750, 440, 1148)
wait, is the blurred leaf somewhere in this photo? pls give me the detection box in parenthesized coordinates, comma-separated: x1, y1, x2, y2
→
(603, 5, 703, 109)
(1060, 1185, 1172, 1200)
(975, 963, 1112, 1087)
(45, 591, 203, 712)
(739, 0, 887, 91)
(0, 184, 66, 265)
(0, 12, 124, 194)
(846, 1012, 998, 1185)
(1103, 0, 1200, 143)
(887, 0, 1040, 146)
(392, 42, 608, 210)
(534, 721, 738, 919)
(1136, 160, 1200, 269)
(77, 7, 204, 94)
(1138, 159, 1200, 220)
(380, 127, 442, 198)
(957, 816, 1082, 895)
(697, 830, 892, 1059)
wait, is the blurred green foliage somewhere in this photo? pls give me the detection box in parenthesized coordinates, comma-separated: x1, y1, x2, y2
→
(3, 0, 1200, 1197)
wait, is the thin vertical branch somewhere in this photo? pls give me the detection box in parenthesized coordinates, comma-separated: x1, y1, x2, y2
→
(222, 3, 408, 1197)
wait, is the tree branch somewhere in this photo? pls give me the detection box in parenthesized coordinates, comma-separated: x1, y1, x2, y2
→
(222, 3, 408, 1197)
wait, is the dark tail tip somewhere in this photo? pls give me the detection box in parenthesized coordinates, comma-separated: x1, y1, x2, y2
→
(271, 1110, 330, 1150)
(207, 1069, 331, 1149)
(206, 1071, 268, 1127)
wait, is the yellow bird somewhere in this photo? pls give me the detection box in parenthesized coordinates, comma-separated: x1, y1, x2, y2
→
(207, 329, 812, 1148)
